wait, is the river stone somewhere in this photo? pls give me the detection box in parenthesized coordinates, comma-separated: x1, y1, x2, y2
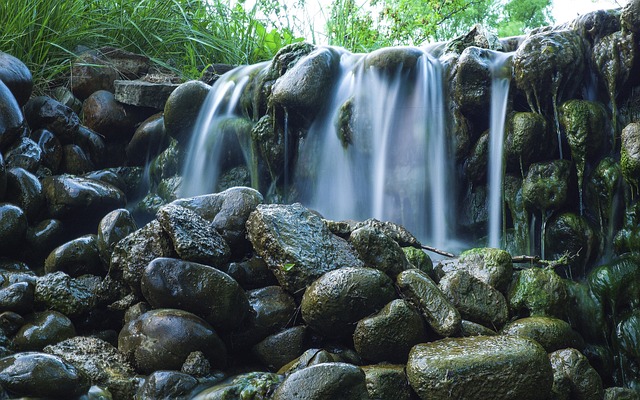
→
(615, 309, 640, 360)
(70, 50, 119, 100)
(362, 364, 416, 400)
(0, 52, 32, 106)
(278, 347, 361, 375)
(5, 167, 43, 222)
(0, 203, 27, 254)
(0, 352, 90, 398)
(396, 269, 461, 337)
(34, 272, 99, 317)
(350, 226, 412, 277)
(272, 362, 370, 400)
(545, 213, 596, 277)
(60, 144, 93, 175)
(4, 136, 41, 173)
(156, 204, 230, 266)
(301, 266, 396, 339)
(460, 319, 498, 337)
(31, 129, 62, 173)
(353, 218, 422, 247)
(549, 348, 603, 400)
(12, 311, 75, 351)
(522, 159, 572, 213)
(230, 285, 297, 349)
(192, 372, 282, 400)
(0, 79, 27, 151)
(407, 335, 553, 400)
(223, 255, 278, 290)
(44, 234, 103, 276)
(75, 125, 107, 168)
(271, 47, 339, 115)
(25, 219, 64, 266)
(252, 325, 307, 371)
(110, 219, 176, 296)
(464, 131, 489, 183)
(353, 299, 428, 363)
(364, 46, 424, 72)
(508, 267, 569, 318)
(24, 96, 80, 144)
(0, 154, 5, 198)
(164, 80, 211, 145)
(141, 257, 249, 332)
(82, 90, 140, 141)
(247, 203, 364, 296)
(439, 269, 508, 329)
(588, 253, 640, 317)
(621, 122, 640, 194)
(42, 174, 126, 219)
(452, 247, 513, 292)
(604, 387, 640, 399)
(0, 280, 33, 314)
(119, 308, 227, 374)
(403, 247, 434, 277)
(136, 370, 199, 400)
(504, 111, 550, 172)
(171, 186, 264, 253)
(126, 112, 169, 165)
(45, 336, 137, 400)
(97, 208, 138, 266)
(502, 316, 584, 353)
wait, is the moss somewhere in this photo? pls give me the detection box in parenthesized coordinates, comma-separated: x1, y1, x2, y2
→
(507, 267, 569, 318)
(402, 246, 433, 277)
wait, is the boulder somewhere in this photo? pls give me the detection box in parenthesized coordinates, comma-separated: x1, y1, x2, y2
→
(362, 364, 416, 400)
(44, 234, 103, 276)
(272, 362, 370, 400)
(621, 122, 640, 194)
(11, 311, 75, 351)
(191, 372, 282, 400)
(350, 225, 412, 277)
(81, 90, 142, 141)
(115, 79, 180, 109)
(0, 79, 27, 151)
(4, 167, 43, 222)
(549, 348, 604, 400)
(4, 137, 42, 173)
(96, 208, 138, 266)
(252, 326, 307, 371)
(163, 80, 211, 145)
(125, 112, 169, 165)
(34, 272, 99, 317)
(0, 52, 33, 106)
(502, 316, 584, 352)
(508, 267, 569, 318)
(23, 96, 79, 144)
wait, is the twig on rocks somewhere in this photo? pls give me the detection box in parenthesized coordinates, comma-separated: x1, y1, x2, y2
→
(420, 245, 457, 258)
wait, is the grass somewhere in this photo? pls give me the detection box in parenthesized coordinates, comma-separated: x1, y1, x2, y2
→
(0, 0, 304, 94)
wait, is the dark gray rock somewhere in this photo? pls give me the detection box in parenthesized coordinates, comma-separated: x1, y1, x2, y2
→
(118, 308, 227, 374)
(23, 96, 80, 144)
(362, 364, 416, 400)
(126, 112, 169, 165)
(621, 122, 640, 194)
(460, 319, 498, 337)
(223, 255, 278, 290)
(12, 311, 75, 351)
(60, 144, 93, 175)
(4, 137, 42, 173)
(0, 79, 27, 151)
(24, 219, 64, 266)
(0, 281, 33, 314)
(604, 387, 640, 399)
(272, 362, 370, 400)
(5, 167, 43, 222)
(34, 272, 99, 317)
(137, 370, 199, 400)
(452, 46, 494, 126)
(191, 372, 282, 400)
(247, 203, 364, 296)
(163, 80, 211, 145)
(115, 79, 180, 109)
(180, 350, 210, 377)
(396, 269, 461, 337)
(253, 325, 307, 371)
(508, 267, 569, 318)
(81, 90, 143, 141)
(97, 208, 138, 266)
(0, 51, 33, 106)
(141, 257, 249, 331)
(549, 348, 603, 400)
(44, 234, 103, 276)
(0, 203, 27, 255)
(350, 225, 412, 277)
(504, 112, 551, 172)
(30, 129, 62, 174)
(407, 336, 553, 400)
(75, 125, 107, 169)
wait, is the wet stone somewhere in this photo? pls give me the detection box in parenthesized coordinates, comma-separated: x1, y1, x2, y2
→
(115, 79, 180, 109)
(0, 51, 33, 106)
(5, 167, 44, 222)
(223, 255, 278, 290)
(181, 350, 211, 377)
(44, 234, 103, 277)
(460, 319, 498, 337)
(0, 281, 33, 314)
(362, 364, 416, 400)
(549, 348, 603, 400)
(12, 311, 75, 352)
(0, 79, 27, 151)
(0, 203, 27, 255)
(502, 316, 585, 353)
(191, 372, 282, 400)
(97, 208, 138, 266)
(60, 144, 94, 175)
(137, 370, 199, 400)
(163, 80, 211, 145)
(4, 137, 42, 173)
(252, 325, 307, 371)
(25, 219, 64, 265)
(23, 96, 80, 143)
(350, 225, 412, 277)
(126, 112, 169, 165)
(34, 272, 99, 317)
(81, 90, 142, 141)
(272, 362, 370, 400)
(452, 247, 513, 292)
(508, 267, 569, 318)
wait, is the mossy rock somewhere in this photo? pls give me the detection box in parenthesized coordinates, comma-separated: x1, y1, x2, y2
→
(522, 159, 572, 212)
(508, 267, 569, 318)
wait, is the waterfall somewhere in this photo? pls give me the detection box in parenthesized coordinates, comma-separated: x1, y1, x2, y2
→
(296, 48, 453, 247)
(487, 51, 513, 249)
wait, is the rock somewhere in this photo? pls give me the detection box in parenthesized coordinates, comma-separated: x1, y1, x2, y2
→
(439, 269, 508, 329)
(164, 80, 211, 145)
(504, 112, 551, 172)
(407, 335, 553, 400)
(0, 52, 33, 106)
(148, 139, 180, 185)
(565, 280, 607, 343)
(246, 203, 364, 295)
(50, 86, 83, 115)
(97, 208, 137, 266)
(222, 255, 278, 290)
(251, 113, 286, 184)
(42, 174, 126, 220)
(30, 129, 62, 173)
(442, 247, 513, 292)
(12, 311, 75, 351)
(278, 347, 362, 375)
(464, 131, 489, 182)
(0, 279, 33, 314)
(44, 234, 103, 276)
(502, 316, 584, 352)
(272, 362, 370, 400)
(549, 348, 604, 400)
(402, 247, 433, 277)
(44, 336, 138, 400)
(171, 186, 264, 253)
(126, 112, 169, 165)
(23, 96, 80, 144)
(192, 372, 282, 400)
(24, 219, 65, 266)
(60, 145, 94, 178)
(569, 9, 621, 43)
(621, 122, 640, 194)
(350, 225, 412, 277)
(614, 202, 640, 253)
(587, 253, 640, 317)
(443, 24, 503, 55)
(0, 79, 27, 152)
(621, 0, 640, 33)
(75, 125, 107, 169)
(522, 159, 572, 212)
(0, 352, 90, 398)
(156, 204, 231, 267)
(364, 46, 425, 71)
(362, 364, 416, 400)
(508, 267, 569, 318)
(181, 350, 210, 377)
(353, 299, 428, 363)
(615, 309, 640, 360)
(252, 325, 307, 371)
(460, 319, 498, 337)
(5, 167, 44, 222)
(0, 203, 27, 255)
(545, 213, 595, 277)
(452, 46, 494, 127)
(396, 269, 461, 337)
(230, 285, 297, 349)
(115, 79, 180, 109)
(110, 219, 176, 296)
(4, 136, 42, 173)
(34, 272, 99, 317)
(301, 266, 396, 339)
(118, 308, 227, 374)
(604, 387, 640, 399)
(141, 257, 249, 332)
(137, 370, 199, 400)
(82, 90, 143, 141)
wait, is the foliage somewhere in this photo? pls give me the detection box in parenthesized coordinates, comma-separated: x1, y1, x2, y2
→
(0, 0, 304, 93)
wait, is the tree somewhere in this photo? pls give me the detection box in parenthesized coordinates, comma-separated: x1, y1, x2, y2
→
(497, 0, 554, 37)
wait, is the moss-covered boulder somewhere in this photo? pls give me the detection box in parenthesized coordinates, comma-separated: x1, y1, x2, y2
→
(191, 372, 282, 400)
(502, 316, 584, 353)
(450, 247, 513, 292)
(587, 253, 640, 316)
(621, 122, 640, 194)
(614, 201, 640, 254)
(544, 213, 596, 278)
(350, 225, 412, 277)
(508, 267, 569, 318)
(504, 112, 551, 173)
(362, 364, 416, 400)
(522, 159, 572, 212)
(272, 362, 370, 400)
(549, 348, 604, 400)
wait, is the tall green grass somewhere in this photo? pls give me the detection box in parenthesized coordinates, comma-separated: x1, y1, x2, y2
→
(0, 0, 303, 93)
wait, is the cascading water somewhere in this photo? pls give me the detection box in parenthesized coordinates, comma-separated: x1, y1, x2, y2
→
(296, 47, 453, 248)
(487, 51, 513, 249)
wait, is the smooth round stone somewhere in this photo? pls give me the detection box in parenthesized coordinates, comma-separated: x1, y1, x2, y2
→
(502, 316, 585, 352)
(0, 51, 33, 106)
(4, 136, 42, 173)
(272, 362, 369, 400)
(44, 234, 103, 276)
(163, 80, 211, 145)
(141, 257, 249, 331)
(192, 372, 281, 400)
(0, 281, 33, 314)
(97, 208, 137, 265)
(118, 308, 227, 374)
(137, 370, 199, 400)
(362, 364, 416, 400)
(60, 144, 94, 175)
(75, 125, 107, 168)
(549, 348, 603, 400)
(0, 79, 27, 151)
(5, 167, 44, 222)
(353, 299, 428, 363)
(508, 267, 569, 318)
(23, 95, 80, 144)
(0, 311, 24, 337)
(25, 219, 65, 262)
(223, 255, 278, 290)
(0, 203, 27, 254)
(407, 335, 553, 400)
(81, 90, 138, 141)
(301, 266, 396, 339)
(350, 226, 411, 277)
(12, 311, 75, 351)
(252, 325, 307, 371)
(126, 112, 169, 166)
(0, 352, 90, 398)
(31, 128, 62, 173)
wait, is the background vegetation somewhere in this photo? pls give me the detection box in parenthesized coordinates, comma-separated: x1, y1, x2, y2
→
(0, 0, 553, 91)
